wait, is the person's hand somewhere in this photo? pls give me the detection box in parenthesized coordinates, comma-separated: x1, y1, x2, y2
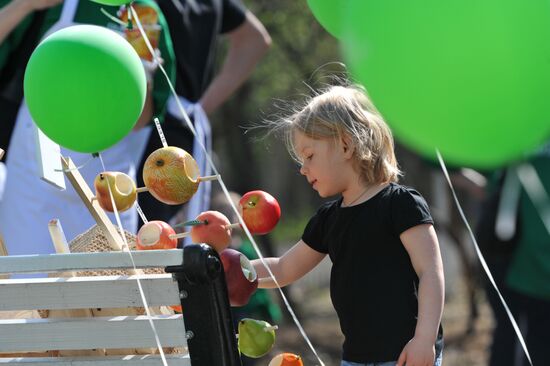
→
(396, 336, 435, 366)
(18, 0, 63, 12)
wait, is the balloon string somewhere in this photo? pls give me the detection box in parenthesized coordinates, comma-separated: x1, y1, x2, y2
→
(99, 8, 127, 27)
(436, 149, 533, 366)
(54, 154, 96, 172)
(130, 5, 326, 365)
(97, 153, 169, 366)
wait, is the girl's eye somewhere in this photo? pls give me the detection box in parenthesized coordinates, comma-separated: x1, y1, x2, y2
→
(306, 154, 313, 161)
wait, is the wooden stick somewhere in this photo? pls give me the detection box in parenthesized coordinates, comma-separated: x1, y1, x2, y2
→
(197, 174, 220, 182)
(136, 186, 149, 193)
(48, 219, 78, 278)
(0, 148, 4, 161)
(264, 325, 278, 332)
(169, 231, 190, 240)
(0, 234, 7, 279)
(225, 223, 241, 230)
(0, 234, 7, 257)
(48, 219, 70, 255)
(61, 157, 125, 252)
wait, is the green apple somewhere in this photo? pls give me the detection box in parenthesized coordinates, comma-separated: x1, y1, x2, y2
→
(238, 318, 276, 358)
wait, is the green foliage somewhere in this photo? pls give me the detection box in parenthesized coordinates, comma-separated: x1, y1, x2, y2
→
(212, 0, 342, 214)
(270, 211, 313, 244)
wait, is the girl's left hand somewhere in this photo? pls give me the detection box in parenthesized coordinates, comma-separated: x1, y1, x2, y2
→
(396, 336, 435, 366)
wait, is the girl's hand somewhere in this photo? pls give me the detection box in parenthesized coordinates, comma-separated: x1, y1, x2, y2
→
(396, 336, 435, 366)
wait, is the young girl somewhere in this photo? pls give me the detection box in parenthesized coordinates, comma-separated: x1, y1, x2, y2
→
(253, 84, 444, 366)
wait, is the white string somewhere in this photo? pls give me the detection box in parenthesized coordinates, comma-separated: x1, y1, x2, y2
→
(130, 6, 325, 365)
(154, 117, 168, 148)
(98, 153, 169, 366)
(54, 154, 96, 172)
(436, 150, 533, 366)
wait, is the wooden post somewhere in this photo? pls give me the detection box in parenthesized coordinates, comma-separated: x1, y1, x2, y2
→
(61, 157, 125, 251)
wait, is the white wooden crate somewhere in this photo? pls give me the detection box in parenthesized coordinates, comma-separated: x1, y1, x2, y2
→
(0, 247, 241, 366)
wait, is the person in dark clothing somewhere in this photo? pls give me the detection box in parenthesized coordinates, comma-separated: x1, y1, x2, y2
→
(252, 84, 445, 366)
(136, 0, 271, 232)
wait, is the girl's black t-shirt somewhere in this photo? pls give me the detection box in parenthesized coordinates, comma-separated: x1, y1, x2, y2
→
(302, 182, 444, 363)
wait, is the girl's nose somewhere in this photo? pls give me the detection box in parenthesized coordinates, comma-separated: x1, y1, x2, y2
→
(300, 164, 308, 176)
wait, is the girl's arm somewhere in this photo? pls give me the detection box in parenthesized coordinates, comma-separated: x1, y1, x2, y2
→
(252, 240, 326, 289)
(0, 0, 62, 44)
(397, 223, 444, 366)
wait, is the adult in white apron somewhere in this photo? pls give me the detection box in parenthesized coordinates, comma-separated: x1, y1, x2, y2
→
(0, 0, 152, 260)
(166, 95, 211, 246)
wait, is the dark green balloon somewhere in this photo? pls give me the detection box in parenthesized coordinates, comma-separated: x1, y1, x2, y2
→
(24, 25, 146, 153)
(343, 0, 550, 167)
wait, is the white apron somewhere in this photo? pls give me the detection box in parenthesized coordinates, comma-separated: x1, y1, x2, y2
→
(0, 0, 151, 260)
(166, 95, 212, 246)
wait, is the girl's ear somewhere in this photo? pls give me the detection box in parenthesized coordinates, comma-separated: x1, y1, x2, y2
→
(341, 135, 355, 159)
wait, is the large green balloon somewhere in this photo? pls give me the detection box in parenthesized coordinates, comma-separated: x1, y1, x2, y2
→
(24, 25, 146, 153)
(307, 0, 344, 38)
(342, 0, 550, 168)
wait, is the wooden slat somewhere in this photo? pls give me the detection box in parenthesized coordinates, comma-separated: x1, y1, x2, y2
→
(0, 316, 187, 352)
(0, 250, 183, 275)
(0, 275, 180, 311)
(0, 355, 190, 365)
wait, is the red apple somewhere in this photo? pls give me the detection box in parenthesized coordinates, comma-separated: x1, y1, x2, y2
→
(239, 190, 281, 235)
(94, 171, 137, 212)
(142, 146, 200, 205)
(268, 353, 304, 366)
(220, 248, 258, 307)
(190, 211, 232, 252)
(136, 220, 178, 250)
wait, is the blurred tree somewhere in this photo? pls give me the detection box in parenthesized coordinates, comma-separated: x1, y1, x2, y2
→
(211, 0, 341, 219)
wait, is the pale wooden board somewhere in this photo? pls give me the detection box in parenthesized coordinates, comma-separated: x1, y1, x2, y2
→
(0, 275, 180, 311)
(0, 250, 183, 275)
(0, 315, 186, 352)
(35, 128, 65, 190)
(0, 355, 190, 366)
(61, 157, 125, 251)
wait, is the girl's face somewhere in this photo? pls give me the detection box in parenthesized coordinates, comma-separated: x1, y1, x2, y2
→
(293, 131, 355, 197)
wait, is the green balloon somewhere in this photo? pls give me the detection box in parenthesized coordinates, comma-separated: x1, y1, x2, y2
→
(24, 25, 146, 153)
(342, 0, 550, 168)
(307, 0, 343, 38)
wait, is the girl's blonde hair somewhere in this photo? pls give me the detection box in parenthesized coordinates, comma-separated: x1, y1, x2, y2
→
(279, 84, 401, 184)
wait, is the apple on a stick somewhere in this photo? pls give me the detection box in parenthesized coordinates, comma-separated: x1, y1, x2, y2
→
(220, 248, 258, 306)
(189, 210, 236, 252)
(93, 171, 137, 213)
(239, 190, 281, 235)
(142, 146, 218, 205)
(136, 220, 178, 250)
(238, 318, 277, 358)
(268, 353, 304, 366)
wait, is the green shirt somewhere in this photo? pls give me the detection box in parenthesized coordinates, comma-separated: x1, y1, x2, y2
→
(0, 0, 175, 122)
(507, 153, 550, 300)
